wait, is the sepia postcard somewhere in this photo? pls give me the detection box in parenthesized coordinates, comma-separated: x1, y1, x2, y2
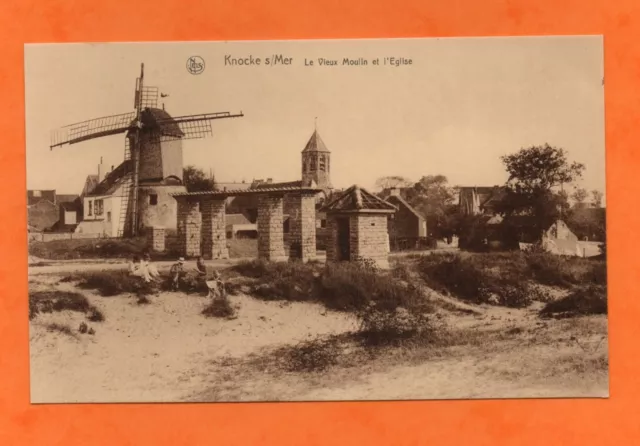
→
(25, 36, 607, 403)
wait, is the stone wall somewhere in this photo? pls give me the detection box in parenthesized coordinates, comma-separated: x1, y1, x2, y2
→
(257, 195, 286, 261)
(176, 199, 201, 258)
(147, 226, 166, 252)
(353, 214, 391, 268)
(201, 198, 229, 259)
(288, 193, 317, 262)
(138, 184, 186, 232)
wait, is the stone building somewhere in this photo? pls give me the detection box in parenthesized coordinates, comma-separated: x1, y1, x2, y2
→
(321, 185, 397, 269)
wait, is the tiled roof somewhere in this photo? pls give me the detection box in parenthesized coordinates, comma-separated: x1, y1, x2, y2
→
(302, 130, 330, 153)
(83, 175, 100, 196)
(252, 180, 303, 190)
(385, 194, 425, 220)
(171, 185, 322, 198)
(88, 160, 132, 196)
(321, 185, 397, 213)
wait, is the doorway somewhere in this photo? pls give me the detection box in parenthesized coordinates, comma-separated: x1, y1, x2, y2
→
(336, 217, 351, 261)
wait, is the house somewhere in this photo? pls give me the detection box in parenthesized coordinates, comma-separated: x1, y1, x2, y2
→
(520, 219, 602, 258)
(385, 187, 427, 249)
(75, 160, 132, 237)
(458, 186, 506, 216)
(27, 189, 81, 232)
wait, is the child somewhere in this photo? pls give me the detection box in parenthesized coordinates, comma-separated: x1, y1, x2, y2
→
(129, 255, 152, 283)
(142, 253, 161, 281)
(170, 257, 185, 291)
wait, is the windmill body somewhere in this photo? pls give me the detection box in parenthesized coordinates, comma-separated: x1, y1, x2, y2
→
(50, 63, 243, 238)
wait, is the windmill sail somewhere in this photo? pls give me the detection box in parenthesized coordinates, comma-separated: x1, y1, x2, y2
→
(50, 112, 136, 148)
(155, 111, 244, 141)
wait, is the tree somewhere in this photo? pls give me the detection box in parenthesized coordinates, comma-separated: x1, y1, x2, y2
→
(497, 144, 584, 241)
(375, 175, 413, 191)
(403, 175, 458, 238)
(571, 187, 588, 206)
(591, 190, 604, 208)
(183, 165, 217, 192)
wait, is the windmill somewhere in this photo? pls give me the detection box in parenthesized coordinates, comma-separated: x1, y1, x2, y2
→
(50, 63, 243, 237)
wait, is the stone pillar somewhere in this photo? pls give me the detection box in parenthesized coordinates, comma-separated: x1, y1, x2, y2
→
(201, 198, 229, 260)
(289, 193, 317, 262)
(257, 194, 287, 261)
(325, 215, 340, 263)
(177, 199, 201, 258)
(147, 226, 166, 252)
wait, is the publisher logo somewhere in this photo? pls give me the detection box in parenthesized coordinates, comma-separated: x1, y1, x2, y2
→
(187, 56, 205, 75)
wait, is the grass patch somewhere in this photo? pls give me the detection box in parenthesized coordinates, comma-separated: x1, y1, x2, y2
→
(29, 290, 104, 322)
(540, 285, 607, 318)
(45, 322, 77, 337)
(67, 270, 158, 297)
(525, 252, 606, 287)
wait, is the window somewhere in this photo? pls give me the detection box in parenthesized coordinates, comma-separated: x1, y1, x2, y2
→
(88, 200, 93, 216)
(319, 155, 326, 172)
(150, 194, 158, 205)
(95, 199, 104, 216)
(107, 212, 111, 222)
(33, 190, 41, 197)
(320, 219, 327, 228)
(310, 157, 316, 171)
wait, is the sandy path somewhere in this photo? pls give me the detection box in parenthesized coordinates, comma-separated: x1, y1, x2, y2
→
(30, 286, 357, 403)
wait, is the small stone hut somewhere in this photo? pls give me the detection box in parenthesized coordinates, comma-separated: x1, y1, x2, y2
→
(320, 185, 397, 269)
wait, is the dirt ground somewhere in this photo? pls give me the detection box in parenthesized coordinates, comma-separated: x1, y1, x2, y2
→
(28, 266, 608, 403)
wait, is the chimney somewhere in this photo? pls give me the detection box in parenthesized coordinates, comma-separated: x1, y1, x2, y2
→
(389, 187, 401, 197)
(98, 157, 105, 183)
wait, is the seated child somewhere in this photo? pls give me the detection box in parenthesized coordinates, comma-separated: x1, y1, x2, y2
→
(169, 257, 185, 291)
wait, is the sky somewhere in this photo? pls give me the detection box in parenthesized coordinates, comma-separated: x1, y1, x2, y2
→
(25, 36, 605, 201)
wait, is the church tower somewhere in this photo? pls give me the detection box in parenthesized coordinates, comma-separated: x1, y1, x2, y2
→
(301, 128, 333, 194)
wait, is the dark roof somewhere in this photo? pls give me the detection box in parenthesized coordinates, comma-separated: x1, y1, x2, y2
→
(88, 160, 132, 196)
(321, 185, 397, 213)
(27, 190, 56, 206)
(83, 175, 99, 196)
(302, 130, 330, 153)
(56, 194, 79, 204)
(385, 194, 425, 220)
(226, 213, 252, 226)
(60, 201, 80, 211)
(141, 107, 184, 138)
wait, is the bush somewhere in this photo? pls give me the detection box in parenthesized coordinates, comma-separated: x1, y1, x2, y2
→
(417, 253, 489, 303)
(356, 304, 434, 346)
(29, 290, 104, 322)
(202, 297, 237, 319)
(540, 285, 607, 318)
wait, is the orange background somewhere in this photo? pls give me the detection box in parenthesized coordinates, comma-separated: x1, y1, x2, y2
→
(1, 0, 637, 444)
